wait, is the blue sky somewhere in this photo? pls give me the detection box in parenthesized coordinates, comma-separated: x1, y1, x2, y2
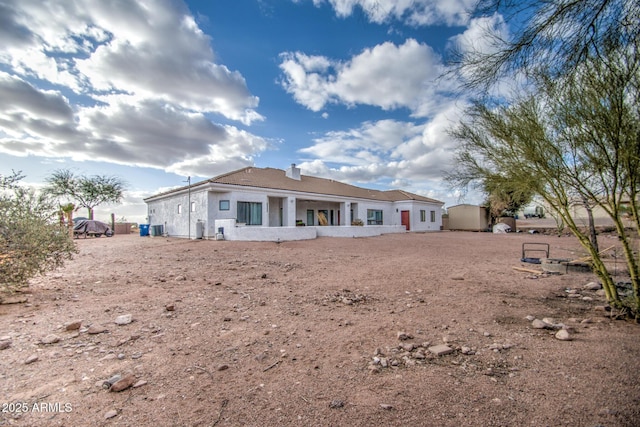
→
(0, 0, 509, 223)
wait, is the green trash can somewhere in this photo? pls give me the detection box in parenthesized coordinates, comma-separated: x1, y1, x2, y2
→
(150, 225, 164, 236)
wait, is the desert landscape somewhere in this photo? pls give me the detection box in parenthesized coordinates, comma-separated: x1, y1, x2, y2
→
(1, 229, 639, 426)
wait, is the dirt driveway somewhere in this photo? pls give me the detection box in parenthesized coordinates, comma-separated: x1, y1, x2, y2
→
(1, 231, 639, 426)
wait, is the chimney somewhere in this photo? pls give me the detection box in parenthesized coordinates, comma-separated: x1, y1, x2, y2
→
(286, 163, 301, 180)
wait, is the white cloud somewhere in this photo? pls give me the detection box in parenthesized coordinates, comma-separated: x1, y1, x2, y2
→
(448, 14, 508, 60)
(278, 52, 333, 112)
(279, 39, 452, 116)
(0, 0, 262, 125)
(0, 0, 271, 179)
(0, 72, 73, 123)
(164, 126, 274, 177)
(300, 119, 424, 165)
(91, 189, 151, 225)
(0, 75, 272, 177)
(278, 82, 473, 207)
(296, 102, 465, 204)
(448, 14, 529, 98)
(305, 0, 475, 26)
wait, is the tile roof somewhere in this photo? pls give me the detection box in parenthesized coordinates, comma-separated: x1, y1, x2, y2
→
(147, 166, 443, 204)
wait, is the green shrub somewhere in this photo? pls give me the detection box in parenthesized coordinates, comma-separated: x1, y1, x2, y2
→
(0, 174, 77, 293)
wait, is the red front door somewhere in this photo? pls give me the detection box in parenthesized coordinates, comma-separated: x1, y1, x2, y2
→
(401, 210, 410, 231)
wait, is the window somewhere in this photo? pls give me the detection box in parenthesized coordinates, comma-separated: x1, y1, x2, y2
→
(430, 210, 436, 222)
(190, 201, 196, 212)
(237, 202, 262, 225)
(177, 204, 182, 214)
(420, 210, 426, 222)
(367, 209, 383, 225)
(306, 210, 314, 226)
(219, 200, 230, 210)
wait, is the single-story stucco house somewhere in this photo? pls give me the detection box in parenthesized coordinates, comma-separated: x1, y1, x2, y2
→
(143, 164, 444, 241)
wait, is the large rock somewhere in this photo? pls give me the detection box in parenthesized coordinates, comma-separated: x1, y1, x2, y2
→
(114, 314, 132, 325)
(428, 344, 454, 356)
(41, 334, 60, 344)
(87, 325, 108, 334)
(65, 321, 82, 331)
(583, 282, 602, 291)
(555, 329, 572, 341)
(397, 331, 412, 340)
(531, 319, 548, 329)
(399, 343, 415, 352)
(110, 374, 136, 392)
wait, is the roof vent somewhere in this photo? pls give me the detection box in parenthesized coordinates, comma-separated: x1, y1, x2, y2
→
(286, 163, 301, 180)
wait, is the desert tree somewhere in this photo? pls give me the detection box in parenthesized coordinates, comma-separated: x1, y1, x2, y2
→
(482, 177, 534, 221)
(451, 0, 640, 91)
(59, 202, 76, 238)
(0, 171, 76, 294)
(449, 44, 640, 316)
(45, 169, 127, 220)
(551, 44, 640, 311)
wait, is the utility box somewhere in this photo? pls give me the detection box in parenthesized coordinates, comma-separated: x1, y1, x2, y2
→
(195, 221, 204, 239)
(150, 224, 164, 237)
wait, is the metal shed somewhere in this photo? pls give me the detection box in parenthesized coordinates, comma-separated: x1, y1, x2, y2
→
(445, 204, 491, 231)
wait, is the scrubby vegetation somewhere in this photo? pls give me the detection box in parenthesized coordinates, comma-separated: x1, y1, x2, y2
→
(0, 172, 77, 294)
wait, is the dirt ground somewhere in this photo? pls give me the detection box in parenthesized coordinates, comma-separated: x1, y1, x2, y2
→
(1, 229, 639, 427)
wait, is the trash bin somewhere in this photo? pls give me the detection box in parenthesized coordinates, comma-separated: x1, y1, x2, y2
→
(150, 224, 163, 237)
(139, 224, 150, 236)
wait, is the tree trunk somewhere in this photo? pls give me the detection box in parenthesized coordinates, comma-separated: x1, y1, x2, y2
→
(574, 230, 620, 306)
(582, 198, 598, 253)
(612, 216, 640, 317)
(66, 211, 73, 238)
(88, 208, 94, 220)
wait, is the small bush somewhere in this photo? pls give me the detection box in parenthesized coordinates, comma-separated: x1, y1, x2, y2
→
(351, 219, 364, 226)
(0, 176, 77, 293)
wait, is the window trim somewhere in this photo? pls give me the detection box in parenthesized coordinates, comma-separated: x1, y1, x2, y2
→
(219, 200, 230, 211)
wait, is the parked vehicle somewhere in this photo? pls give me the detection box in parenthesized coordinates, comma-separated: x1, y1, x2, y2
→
(523, 206, 545, 218)
(73, 220, 114, 238)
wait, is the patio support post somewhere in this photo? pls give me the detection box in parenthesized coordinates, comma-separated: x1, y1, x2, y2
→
(284, 196, 297, 226)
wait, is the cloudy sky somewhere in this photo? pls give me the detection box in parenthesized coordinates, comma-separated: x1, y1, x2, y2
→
(0, 0, 508, 223)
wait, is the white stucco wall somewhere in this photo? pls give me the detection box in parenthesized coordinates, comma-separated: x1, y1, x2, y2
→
(146, 183, 443, 240)
(398, 202, 443, 232)
(315, 225, 405, 238)
(147, 188, 209, 238)
(214, 219, 406, 241)
(214, 219, 316, 241)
